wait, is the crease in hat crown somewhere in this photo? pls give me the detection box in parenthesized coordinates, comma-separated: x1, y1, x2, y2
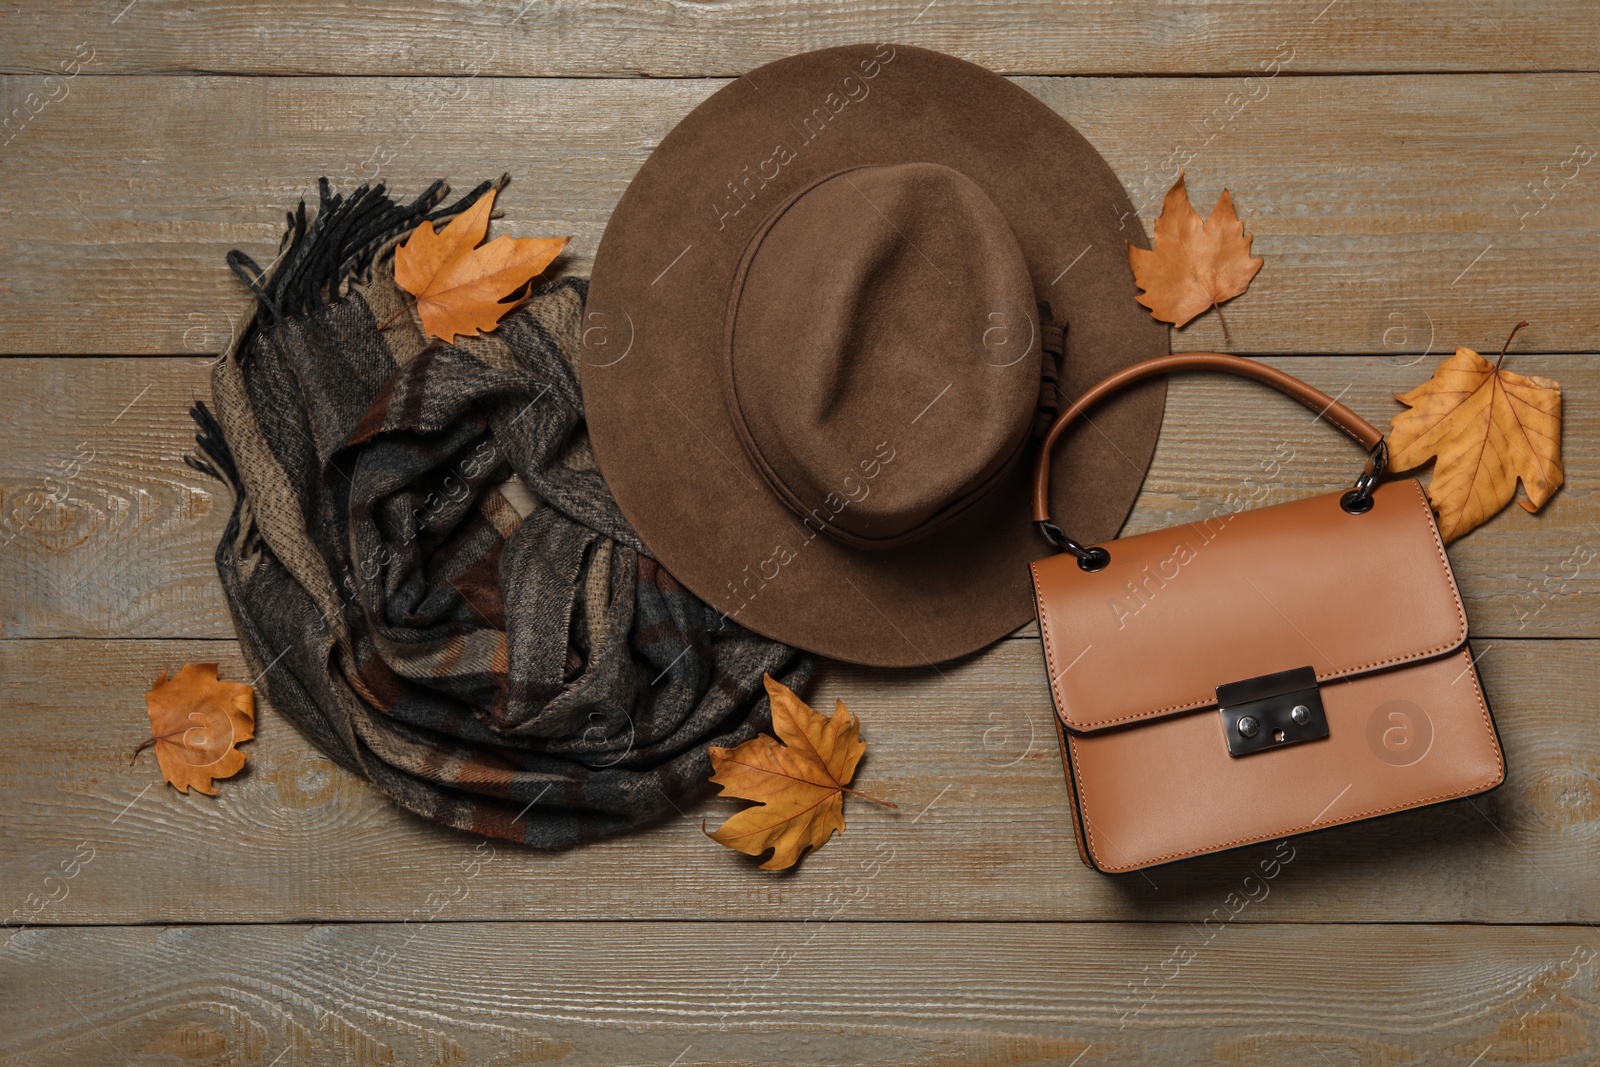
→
(722, 161, 1043, 549)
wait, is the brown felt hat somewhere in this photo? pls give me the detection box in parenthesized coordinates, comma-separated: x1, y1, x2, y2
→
(580, 43, 1167, 667)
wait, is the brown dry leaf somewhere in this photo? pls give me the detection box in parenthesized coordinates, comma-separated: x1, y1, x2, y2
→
(1127, 170, 1263, 340)
(705, 675, 895, 870)
(1388, 323, 1563, 542)
(136, 663, 256, 795)
(392, 187, 570, 344)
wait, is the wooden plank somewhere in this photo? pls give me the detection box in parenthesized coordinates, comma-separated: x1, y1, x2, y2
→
(2, 1, 1595, 77)
(3, 356, 1593, 640)
(0, 358, 225, 640)
(2, 636, 1595, 924)
(4, 921, 1597, 1064)
(0, 73, 1595, 354)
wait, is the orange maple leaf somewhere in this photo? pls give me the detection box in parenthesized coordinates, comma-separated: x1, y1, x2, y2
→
(136, 663, 255, 795)
(705, 675, 895, 870)
(391, 187, 570, 344)
(1387, 322, 1562, 542)
(1127, 170, 1263, 340)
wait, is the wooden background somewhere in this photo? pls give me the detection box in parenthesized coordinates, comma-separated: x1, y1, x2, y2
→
(3, 2, 1598, 1063)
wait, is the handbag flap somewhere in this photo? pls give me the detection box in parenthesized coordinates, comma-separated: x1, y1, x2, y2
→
(1029, 478, 1467, 733)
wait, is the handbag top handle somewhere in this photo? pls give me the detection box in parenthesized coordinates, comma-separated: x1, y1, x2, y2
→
(1032, 352, 1389, 568)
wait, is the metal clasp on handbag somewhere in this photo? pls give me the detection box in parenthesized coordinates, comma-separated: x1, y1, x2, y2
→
(1216, 665, 1328, 757)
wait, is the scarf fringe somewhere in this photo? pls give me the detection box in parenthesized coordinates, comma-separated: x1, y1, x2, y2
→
(185, 399, 239, 492)
(187, 174, 510, 491)
(227, 174, 507, 324)
(184, 398, 251, 561)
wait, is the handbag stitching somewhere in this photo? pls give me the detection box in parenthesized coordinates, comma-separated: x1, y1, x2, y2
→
(1030, 479, 1470, 731)
(1065, 644, 1504, 871)
(1048, 712, 1094, 868)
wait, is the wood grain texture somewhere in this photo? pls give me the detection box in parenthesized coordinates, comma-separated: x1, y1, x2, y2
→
(5, 921, 1599, 1065)
(2, 636, 1594, 924)
(3, 356, 1592, 640)
(0, 358, 223, 639)
(0, 73, 1595, 354)
(1, 14, 1596, 1053)
(2, 0, 1595, 76)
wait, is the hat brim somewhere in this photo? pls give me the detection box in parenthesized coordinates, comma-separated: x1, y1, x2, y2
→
(581, 43, 1167, 667)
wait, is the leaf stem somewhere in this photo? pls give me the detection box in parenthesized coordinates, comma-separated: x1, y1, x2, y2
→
(377, 299, 418, 332)
(1212, 301, 1231, 343)
(130, 728, 190, 764)
(840, 785, 898, 809)
(1495, 320, 1530, 371)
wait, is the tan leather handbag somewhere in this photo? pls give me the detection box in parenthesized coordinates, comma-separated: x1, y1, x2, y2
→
(1029, 353, 1505, 873)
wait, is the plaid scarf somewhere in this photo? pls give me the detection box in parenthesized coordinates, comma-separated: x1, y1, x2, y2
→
(190, 178, 812, 847)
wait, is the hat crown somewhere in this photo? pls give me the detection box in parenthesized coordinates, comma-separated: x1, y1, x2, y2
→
(725, 162, 1042, 546)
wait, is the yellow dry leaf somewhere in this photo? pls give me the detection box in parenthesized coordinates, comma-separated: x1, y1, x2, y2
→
(1388, 326, 1562, 542)
(1127, 170, 1263, 340)
(705, 675, 894, 870)
(392, 186, 570, 344)
(137, 663, 255, 795)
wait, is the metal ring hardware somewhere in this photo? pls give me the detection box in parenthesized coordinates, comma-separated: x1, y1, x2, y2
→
(1340, 439, 1389, 515)
(1035, 521, 1111, 571)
